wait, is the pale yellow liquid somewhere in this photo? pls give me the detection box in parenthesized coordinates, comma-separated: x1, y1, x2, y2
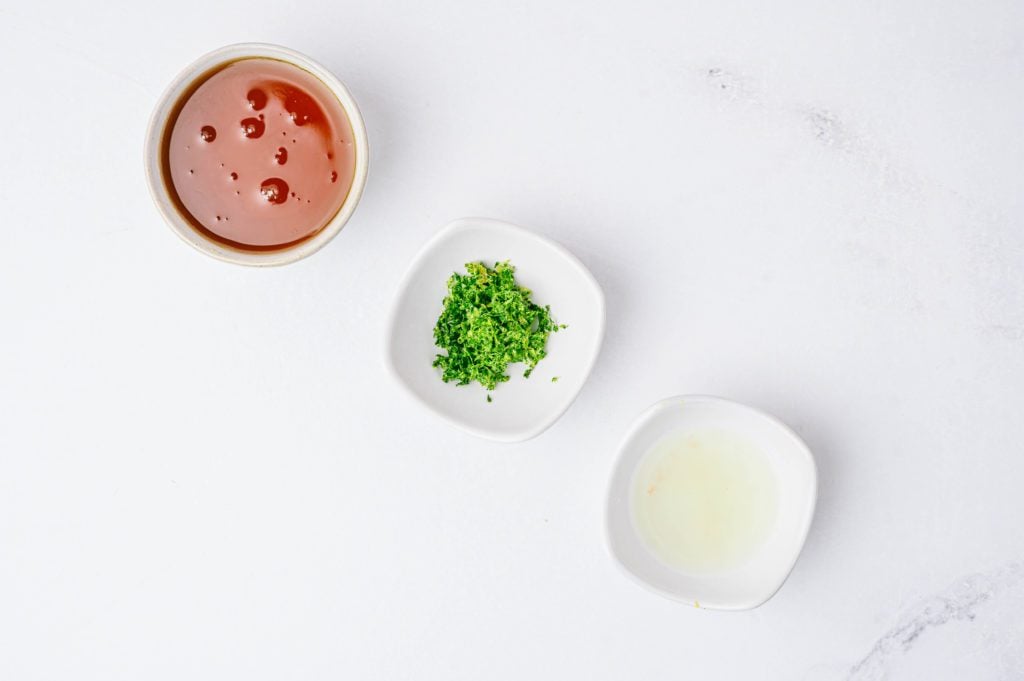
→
(631, 428, 779, 575)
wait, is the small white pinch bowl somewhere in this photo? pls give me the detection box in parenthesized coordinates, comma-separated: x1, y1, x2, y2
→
(386, 218, 605, 443)
(606, 395, 817, 610)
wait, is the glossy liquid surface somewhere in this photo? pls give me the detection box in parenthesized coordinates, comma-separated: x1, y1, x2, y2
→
(631, 429, 779, 575)
(166, 58, 356, 250)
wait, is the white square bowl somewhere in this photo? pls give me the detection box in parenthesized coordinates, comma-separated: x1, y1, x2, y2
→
(385, 218, 605, 442)
(605, 396, 817, 609)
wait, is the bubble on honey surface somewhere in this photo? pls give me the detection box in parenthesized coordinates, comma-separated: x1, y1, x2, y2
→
(326, 151, 333, 160)
(230, 172, 238, 180)
(282, 86, 323, 127)
(260, 178, 289, 205)
(330, 171, 338, 183)
(241, 117, 266, 139)
(247, 88, 267, 111)
(275, 147, 288, 165)
(200, 125, 216, 142)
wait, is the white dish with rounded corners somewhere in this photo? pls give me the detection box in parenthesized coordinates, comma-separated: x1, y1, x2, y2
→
(606, 395, 817, 609)
(386, 218, 605, 442)
(144, 43, 369, 266)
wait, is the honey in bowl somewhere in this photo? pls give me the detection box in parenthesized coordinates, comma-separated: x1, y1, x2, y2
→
(163, 58, 356, 251)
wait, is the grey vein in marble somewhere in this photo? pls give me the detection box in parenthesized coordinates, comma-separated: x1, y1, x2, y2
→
(700, 64, 916, 194)
(804, 108, 855, 153)
(846, 563, 1023, 681)
(704, 66, 761, 106)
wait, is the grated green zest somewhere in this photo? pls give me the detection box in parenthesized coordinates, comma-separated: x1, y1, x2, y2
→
(432, 261, 563, 391)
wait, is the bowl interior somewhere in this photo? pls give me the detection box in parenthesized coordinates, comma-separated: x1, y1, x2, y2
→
(606, 396, 817, 609)
(387, 218, 605, 442)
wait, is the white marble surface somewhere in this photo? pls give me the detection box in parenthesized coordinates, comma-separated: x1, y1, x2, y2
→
(1, 1, 1023, 679)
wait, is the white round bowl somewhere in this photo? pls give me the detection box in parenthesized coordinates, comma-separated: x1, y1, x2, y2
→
(143, 43, 369, 266)
(606, 395, 817, 609)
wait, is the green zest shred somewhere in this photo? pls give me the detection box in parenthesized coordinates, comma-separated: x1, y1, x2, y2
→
(433, 261, 564, 392)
